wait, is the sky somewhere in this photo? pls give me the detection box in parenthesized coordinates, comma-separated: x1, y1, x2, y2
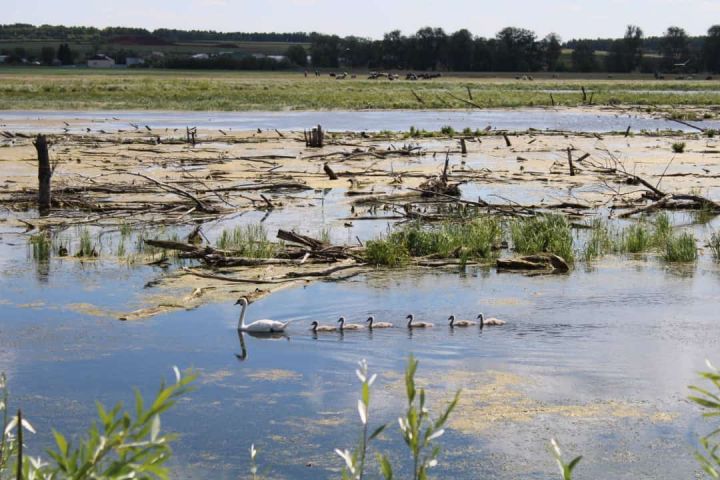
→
(3, 0, 719, 40)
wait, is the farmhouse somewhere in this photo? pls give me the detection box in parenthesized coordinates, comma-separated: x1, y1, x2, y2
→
(87, 54, 115, 68)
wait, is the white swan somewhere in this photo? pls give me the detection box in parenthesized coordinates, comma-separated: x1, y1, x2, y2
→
(310, 321, 338, 332)
(477, 313, 506, 327)
(337, 316, 364, 330)
(406, 314, 433, 328)
(235, 298, 292, 332)
(366, 316, 393, 329)
(448, 315, 476, 327)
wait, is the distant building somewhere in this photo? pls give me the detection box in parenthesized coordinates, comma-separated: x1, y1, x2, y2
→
(267, 55, 288, 62)
(87, 54, 115, 68)
(125, 57, 145, 66)
(191, 53, 209, 60)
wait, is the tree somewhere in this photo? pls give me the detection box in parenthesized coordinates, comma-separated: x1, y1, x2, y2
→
(57, 43, 74, 65)
(40, 46, 55, 65)
(309, 33, 340, 68)
(607, 25, 643, 72)
(571, 41, 597, 72)
(285, 44, 307, 66)
(660, 26, 689, 70)
(447, 29, 474, 71)
(381, 30, 406, 69)
(409, 27, 448, 70)
(704, 25, 720, 73)
(543, 33, 562, 71)
(494, 27, 541, 71)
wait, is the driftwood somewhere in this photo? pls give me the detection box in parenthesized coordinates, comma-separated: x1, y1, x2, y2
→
(305, 125, 324, 148)
(323, 163, 339, 180)
(34, 134, 52, 216)
(497, 254, 569, 274)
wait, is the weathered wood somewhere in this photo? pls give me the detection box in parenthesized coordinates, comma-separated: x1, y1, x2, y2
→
(503, 133, 512, 147)
(305, 125, 324, 148)
(323, 162, 339, 180)
(277, 229, 327, 250)
(34, 134, 52, 216)
(460, 138, 468, 155)
(497, 254, 569, 273)
(566, 147, 575, 176)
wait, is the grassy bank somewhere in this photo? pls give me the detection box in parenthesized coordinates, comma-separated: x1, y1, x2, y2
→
(1, 68, 720, 111)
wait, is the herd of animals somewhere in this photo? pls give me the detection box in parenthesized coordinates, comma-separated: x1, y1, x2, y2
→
(234, 298, 506, 334)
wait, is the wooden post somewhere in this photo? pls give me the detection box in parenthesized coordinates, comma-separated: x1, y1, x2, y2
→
(466, 86, 473, 101)
(581, 86, 587, 103)
(460, 138, 467, 155)
(624, 125, 631, 137)
(550, 93, 555, 106)
(305, 125, 324, 148)
(503, 133, 512, 147)
(35, 134, 51, 215)
(566, 147, 575, 176)
(442, 152, 450, 183)
(16, 409, 23, 480)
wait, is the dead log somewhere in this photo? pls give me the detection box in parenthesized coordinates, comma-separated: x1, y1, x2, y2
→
(323, 163, 339, 180)
(460, 138, 468, 155)
(497, 253, 569, 273)
(566, 147, 575, 176)
(503, 134, 512, 147)
(34, 134, 51, 215)
(305, 125, 324, 148)
(277, 229, 327, 250)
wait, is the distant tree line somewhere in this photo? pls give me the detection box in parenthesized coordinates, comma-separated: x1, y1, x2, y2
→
(3, 23, 720, 74)
(0, 23, 310, 44)
(303, 25, 720, 73)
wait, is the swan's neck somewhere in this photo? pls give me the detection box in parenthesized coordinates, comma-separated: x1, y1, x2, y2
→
(478, 314, 484, 328)
(238, 302, 248, 330)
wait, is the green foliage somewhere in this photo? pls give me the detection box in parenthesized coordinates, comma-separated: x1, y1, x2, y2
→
(582, 218, 614, 261)
(663, 231, 697, 262)
(364, 218, 502, 266)
(550, 439, 582, 480)
(392, 355, 460, 480)
(672, 142, 686, 153)
(689, 361, 720, 478)
(440, 125, 455, 136)
(364, 237, 409, 267)
(216, 224, 277, 258)
(29, 233, 51, 262)
(76, 228, 98, 257)
(511, 214, 574, 262)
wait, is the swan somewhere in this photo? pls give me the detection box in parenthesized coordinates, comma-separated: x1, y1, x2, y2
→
(406, 314, 433, 328)
(366, 316, 393, 329)
(235, 298, 292, 333)
(337, 316, 364, 330)
(448, 315, 476, 327)
(477, 313, 506, 327)
(310, 321, 338, 332)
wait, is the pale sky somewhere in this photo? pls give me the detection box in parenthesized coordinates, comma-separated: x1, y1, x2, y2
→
(3, 0, 719, 40)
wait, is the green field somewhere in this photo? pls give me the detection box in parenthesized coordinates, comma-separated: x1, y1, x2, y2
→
(0, 68, 719, 111)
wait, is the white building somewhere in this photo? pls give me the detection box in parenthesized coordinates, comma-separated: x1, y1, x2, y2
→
(87, 54, 115, 68)
(125, 57, 145, 66)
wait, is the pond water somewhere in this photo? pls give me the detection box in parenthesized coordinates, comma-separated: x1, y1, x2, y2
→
(2, 248, 720, 479)
(2, 108, 720, 134)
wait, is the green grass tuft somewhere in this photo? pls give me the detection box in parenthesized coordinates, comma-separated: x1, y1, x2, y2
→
(663, 232, 697, 262)
(511, 214, 574, 262)
(215, 224, 277, 258)
(672, 142, 686, 153)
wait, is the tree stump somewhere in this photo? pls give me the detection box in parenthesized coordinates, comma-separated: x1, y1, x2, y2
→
(34, 134, 51, 216)
(305, 125, 324, 148)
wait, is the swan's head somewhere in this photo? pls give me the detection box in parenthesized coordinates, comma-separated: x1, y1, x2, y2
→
(448, 315, 455, 325)
(337, 316, 346, 325)
(406, 314, 413, 326)
(311, 321, 319, 327)
(234, 298, 248, 306)
(366, 316, 374, 324)
(477, 313, 484, 327)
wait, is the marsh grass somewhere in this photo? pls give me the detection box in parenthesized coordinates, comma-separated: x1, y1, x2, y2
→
(672, 142, 686, 153)
(216, 224, 277, 258)
(29, 233, 51, 262)
(708, 232, 720, 261)
(663, 232, 698, 262)
(76, 228, 98, 257)
(582, 219, 615, 261)
(365, 218, 501, 266)
(511, 214, 574, 262)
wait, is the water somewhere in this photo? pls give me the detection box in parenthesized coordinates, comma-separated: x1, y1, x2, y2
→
(2, 110, 720, 478)
(2, 108, 719, 134)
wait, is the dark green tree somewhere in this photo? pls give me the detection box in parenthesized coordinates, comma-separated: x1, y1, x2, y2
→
(571, 41, 598, 72)
(285, 44, 307, 66)
(57, 43, 74, 65)
(494, 27, 540, 71)
(607, 25, 643, 72)
(309, 33, 340, 67)
(660, 26, 690, 70)
(543, 33, 562, 71)
(447, 29, 474, 71)
(704, 25, 720, 73)
(40, 46, 55, 65)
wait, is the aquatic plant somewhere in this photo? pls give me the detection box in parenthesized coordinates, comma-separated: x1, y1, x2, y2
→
(582, 218, 615, 261)
(0, 368, 195, 480)
(119, 221, 132, 238)
(663, 231, 697, 262)
(511, 214, 574, 263)
(440, 125, 455, 136)
(550, 439, 582, 480)
(689, 361, 720, 478)
(672, 142, 686, 153)
(708, 232, 720, 261)
(216, 224, 277, 258)
(620, 223, 652, 253)
(76, 228, 98, 257)
(29, 233, 51, 262)
(364, 236, 409, 267)
(335, 359, 386, 480)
